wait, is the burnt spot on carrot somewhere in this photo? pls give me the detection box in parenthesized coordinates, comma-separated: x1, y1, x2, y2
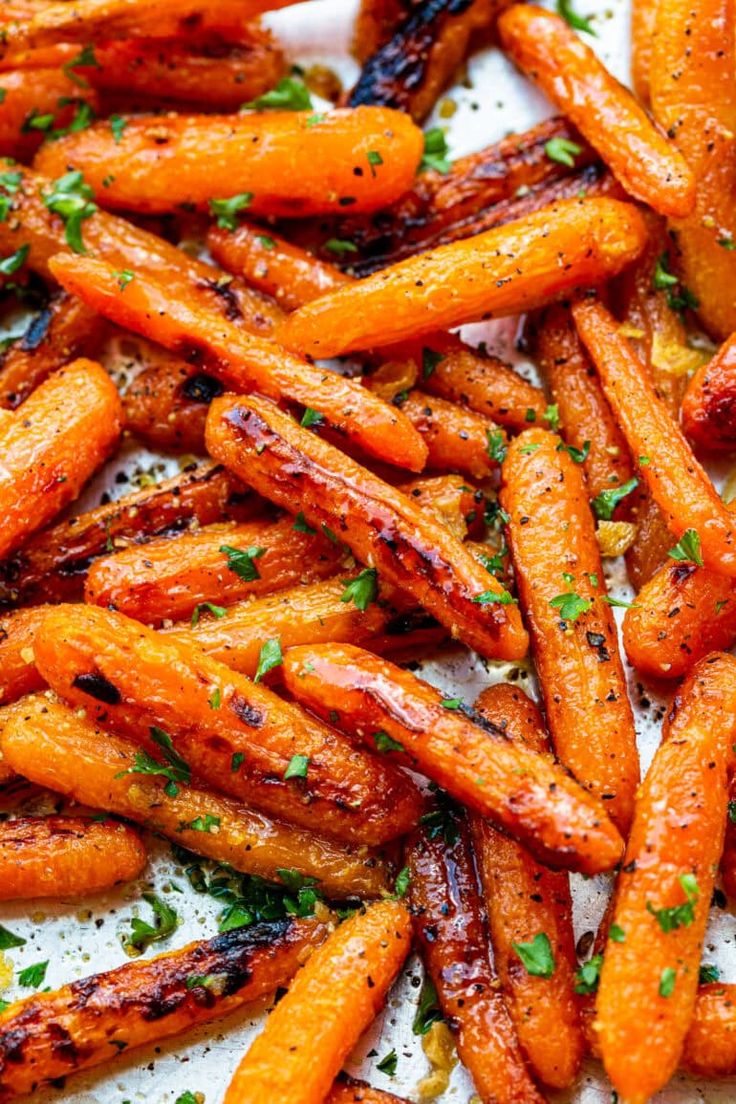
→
(71, 672, 122, 705)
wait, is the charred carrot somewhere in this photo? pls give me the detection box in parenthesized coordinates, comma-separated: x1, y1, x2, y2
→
(681, 983, 736, 1077)
(722, 774, 736, 901)
(596, 652, 736, 1103)
(277, 197, 648, 356)
(500, 427, 640, 830)
(0, 916, 327, 1100)
(573, 298, 736, 577)
(0, 814, 146, 900)
(682, 333, 736, 453)
(470, 683, 584, 1089)
(1, 694, 391, 899)
(222, 900, 412, 1104)
(36, 107, 423, 217)
(282, 642, 624, 874)
(122, 353, 217, 453)
(0, 67, 98, 160)
(0, 606, 47, 704)
(205, 394, 528, 661)
(1, 460, 254, 606)
(84, 516, 346, 624)
(625, 489, 676, 592)
(409, 810, 544, 1104)
(33, 604, 425, 847)
(498, 5, 694, 218)
(328, 1075, 410, 1104)
(351, 0, 412, 61)
(50, 253, 427, 471)
(0, 359, 122, 560)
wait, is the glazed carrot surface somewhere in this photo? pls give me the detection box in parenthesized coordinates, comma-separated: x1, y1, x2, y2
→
(222, 900, 411, 1104)
(682, 332, 736, 453)
(0, 67, 99, 161)
(0, 605, 48, 704)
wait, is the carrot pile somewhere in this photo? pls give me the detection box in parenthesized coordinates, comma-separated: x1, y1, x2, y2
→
(0, 0, 734, 1102)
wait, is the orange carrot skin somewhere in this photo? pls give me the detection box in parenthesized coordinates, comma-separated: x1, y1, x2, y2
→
(327, 1075, 409, 1104)
(277, 197, 649, 356)
(50, 254, 427, 472)
(409, 814, 545, 1104)
(631, 0, 655, 101)
(0, 815, 146, 900)
(33, 604, 424, 848)
(396, 473, 480, 540)
(0, 68, 99, 160)
(682, 984, 736, 1077)
(282, 642, 624, 875)
(1, 460, 254, 607)
(398, 390, 502, 480)
(0, 916, 327, 1102)
(35, 107, 423, 217)
(122, 355, 215, 452)
(682, 333, 736, 453)
(205, 394, 528, 661)
(351, 0, 413, 61)
(470, 684, 584, 1089)
(722, 774, 736, 901)
(500, 427, 640, 831)
(498, 5, 694, 218)
(0, 359, 122, 560)
(574, 298, 736, 577)
(533, 304, 634, 503)
(0, 291, 105, 410)
(223, 900, 412, 1104)
(84, 516, 346, 624)
(622, 559, 736, 679)
(0, 606, 47, 704)
(625, 489, 676, 592)
(650, 0, 736, 340)
(596, 652, 736, 1104)
(1, 693, 391, 899)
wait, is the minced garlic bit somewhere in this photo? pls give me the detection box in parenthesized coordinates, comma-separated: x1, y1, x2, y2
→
(650, 331, 710, 377)
(617, 322, 645, 339)
(416, 1021, 457, 1101)
(597, 520, 638, 558)
(0, 951, 13, 992)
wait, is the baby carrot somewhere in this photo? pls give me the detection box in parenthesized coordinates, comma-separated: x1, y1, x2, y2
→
(397, 390, 504, 480)
(722, 775, 736, 901)
(222, 900, 412, 1104)
(0, 67, 98, 161)
(682, 983, 736, 1077)
(281, 642, 624, 875)
(500, 427, 640, 831)
(328, 1076, 409, 1104)
(682, 332, 736, 453)
(573, 298, 736, 577)
(0, 606, 48, 705)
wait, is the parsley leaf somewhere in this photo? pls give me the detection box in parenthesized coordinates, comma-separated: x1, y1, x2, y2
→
(113, 268, 134, 290)
(42, 170, 97, 253)
(284, 754, 309, 780)
(187, 814, 220, 834)
(422, 347, 444, 380)
(394, 866, 411, 898)
(340, 567, 378, 611)
(609, 924, 626, 943)
(254, 637, 283, 682)
(591, 477, 639, 520)
(190, 601, 227, 627)
(63, 43, 100, 87)
(413, 974, 443, 1035)
(557, 439, 590, 463)
(486, 429, 507, 464)
(373, 730, 404, 753)
(512, 932, 555, 977)
(300, 407, 324, 429)
(293, 511, 316, 534)
(699, 963, 720, 984)
(324, 237, 357, 255)
(420, 127, 451, 174)
(646, 873, 699, 932)
(0, 924, 25, 949)
(376, 1049, 398, 1076)
(220, 544, 265, 581)
(667, 529, 704, 567)
(542, 403, 561, 431)
(110, 114, 127, 144)
(209, 193, 253, 231)
(545, 136, 582, 167)
(659, 967, 677, 998)
(473, 588, 518, 605)
(244, 76, 312, 111)
(18, 960, 48, 988)
(0, 244, 28, 276)
(549, 591, 592, 622)
(117, 726, 190, 797)
(557, 0, 596, 33)
(574, 953, 603, 994)
(124, 892, 178, 952)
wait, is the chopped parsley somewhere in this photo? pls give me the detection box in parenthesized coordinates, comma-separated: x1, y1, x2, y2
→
(0, 244, 28, 276)
(124, 892, 178, 952)
(412, 974, 443, 1035)
(254, 637, 283, 682)
(300, 407, 324, 429)
(591, 477, 639, 521)
(324, 237, 357, 255)
(420, 127, 451, 174)
(545, 136, 582, 167)
(557, 0, 596, 34)
(42, 170, 97, 253)
(473, 588, 518, 605)
(646, 873, 699, 932)
(220, 543, 265, 581)
(574, 953, 603, 994)
(667, 529, 704, 567)
(340, 567, 378, 611)
(63, 43, 100, 87)
(209, 193, 253, 231)
(512, 932, 555, 977)
(373, 730, 404, 753)
(659, 967, 677, 998)
(376, 1049, 398, 1076)
(549, 591, 592, 622)
(0, 924, 25, 949)
(486, 429, 507, 464)
(284, 754, 309, 780)
(117, 726, 191, 797)
(244, 76, 312, 111)
(18, 960, 48, 988)
(190, 601, 227, 627)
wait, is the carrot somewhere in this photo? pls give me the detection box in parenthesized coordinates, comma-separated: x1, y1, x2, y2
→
(650, 0, 736, 340)
(624, 489, 675, 592)
(282, 642, 624, 874)
(573, 298, 736, 577)
(0, 290, 104, 410)
(1, 693, 391, 899)
(0, 916, 327, 1101)
(500, 427, 640, 831)
(222, 900, 411, 1104)
(84, 516, 346, 624)
(0, 814, 146, 900)
(205, 394, 527, 661)
(631, 0, 655, 101)
(33, 604, 425, 847)
(469, 683, 584, 1089)
(0, 606, 48, 704)
(622, 558, 736, 679)
(409, 810, 544, 1103)
(351, 0, 413, 62)
(395, 473, 480, 540)
(122, 353, 216, 453)
(0, 67, 99, 160)
(682, 983, 736, 1077)
(395, 390, 505, 481)
(533, 304, 634, 503)
(1, 460, 254, 606)
(328, 1074, 409, 1104)
(277, 197, 649, 356)
(349, 0, 507, 122)
(682, 333, 736, 453)
(50, 253, 427, 471)
(595, 652, 736, 1104)
(722, 774, 736, 901)
(498, 5, 694, 218)
(0, 359, 122, 560)
(35, 107, 423, 218)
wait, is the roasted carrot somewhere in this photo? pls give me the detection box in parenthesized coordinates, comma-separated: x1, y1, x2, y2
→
(682, 333, 736, 453)
(622, 558, 736, 679)
(681, 983, 736, 1077)
(0, 67, 99, 160)
(498, 5, 694, 218)
(122, 353, 217, 452)
(0, 290, 104, 410)
(84, 516, 346, 624)
(205, 394, 528, 661)
(36, 107, 423, 217)
(596, 652, 736, 1103)
(351, 0, 414, 61)
(573, 298, 736, 577)
(631, 0, 655, 101)
(470, 683, 584, 1089)
(1, 693, 391, 899)
(282, 643, 624, 874)
(409, 810, 544, 1103)
(349, 0, 506, 122)
(395, 473, 480, 540)
(650, 0, 736, 340)
(223, 900, 412, 1104)
(0, 460, 254, 606)
(328, 1074, 409, 1104)
(0, 814, 146, 900)
(278, 197, 648, 356)
(0, 606, 48, 704)
(625, 488, 675, 592)
(50, 253, 427, 471)
(533, 304, 634, 503)
(395, 390, 504, 481)
(0, 916, 327, 1101)
(500, 427, 640, 830)
(722, 774, 736, 901)
(0, 359, 122, 560)
(33, 604, 425, 847)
